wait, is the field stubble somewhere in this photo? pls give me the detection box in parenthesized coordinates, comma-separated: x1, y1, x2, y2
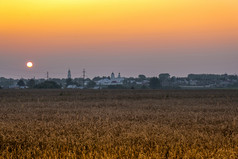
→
(0, 90, 238, 158)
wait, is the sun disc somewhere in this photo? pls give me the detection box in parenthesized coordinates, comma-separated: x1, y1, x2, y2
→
(27, 62, 33, 68)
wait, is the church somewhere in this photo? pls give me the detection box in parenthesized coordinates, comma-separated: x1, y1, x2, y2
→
(96, 72, 124, 86)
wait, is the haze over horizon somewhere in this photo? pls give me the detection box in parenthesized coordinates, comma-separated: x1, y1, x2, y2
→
(0, 0, 238, 79)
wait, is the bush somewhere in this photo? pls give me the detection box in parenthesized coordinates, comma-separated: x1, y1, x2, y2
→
(34, 81, 61, 89)
(27, 79, 36, 88)
(87, 81, 96, 88)
(149, 77, 161, 89)
(17, 79, 25, 87)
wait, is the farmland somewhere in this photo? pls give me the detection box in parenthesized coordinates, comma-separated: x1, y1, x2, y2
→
(0, 90, 238, 158)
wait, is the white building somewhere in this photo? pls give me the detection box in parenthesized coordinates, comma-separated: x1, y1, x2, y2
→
(97, 72, 124, 86)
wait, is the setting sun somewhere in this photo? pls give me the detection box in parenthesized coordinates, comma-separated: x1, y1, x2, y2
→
(26, 62, 33, 68)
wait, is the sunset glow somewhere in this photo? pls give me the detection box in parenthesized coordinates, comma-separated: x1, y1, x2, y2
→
(0, 0, 238, 78)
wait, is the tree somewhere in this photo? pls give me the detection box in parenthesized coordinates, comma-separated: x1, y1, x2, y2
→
(171, 76, 176, 82)
(34, 81, 61, 89)
(87, 80, 96, 88)
(27, 79, 36, 88)
(159, 73, 170, 81)
(17, 79, 25, 87)
(93, 76, 102, 81)
(138, 74, 146, 80)
(149, 77, 161, 89)
(141, 85, 149, 89)
(66, 78, 73, 86)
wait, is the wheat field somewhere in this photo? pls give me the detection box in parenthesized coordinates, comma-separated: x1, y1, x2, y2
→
(0, 90, 238, 158)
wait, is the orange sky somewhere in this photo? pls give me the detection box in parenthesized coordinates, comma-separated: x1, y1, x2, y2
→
(0, 0, 238, 78)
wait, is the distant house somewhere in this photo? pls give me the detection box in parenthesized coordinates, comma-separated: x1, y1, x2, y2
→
(9, 85, 19, 89)
(19, 86, 28, 89)
(189, 80, 197, 86)
(67, 85, 78, 89)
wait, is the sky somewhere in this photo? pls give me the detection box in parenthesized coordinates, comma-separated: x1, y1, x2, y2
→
(0, 0, 238, 79)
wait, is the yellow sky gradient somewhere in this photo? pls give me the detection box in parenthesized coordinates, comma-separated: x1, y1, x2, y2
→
(1, 0, 238, 36)
(0, 0, 238, 77)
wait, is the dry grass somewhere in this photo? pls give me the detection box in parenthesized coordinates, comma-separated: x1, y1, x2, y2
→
(0, 89, 238, 158)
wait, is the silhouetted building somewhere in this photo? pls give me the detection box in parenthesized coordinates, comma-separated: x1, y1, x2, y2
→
(97, 72, 124, 86)
(111, 72, 115, 79)
(68, 69, 71, 79)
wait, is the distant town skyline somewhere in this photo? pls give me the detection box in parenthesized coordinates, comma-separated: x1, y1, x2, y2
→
(0, 0, 238, 79)
(0, 67, 237, 80)
(1, 71, 237, 90)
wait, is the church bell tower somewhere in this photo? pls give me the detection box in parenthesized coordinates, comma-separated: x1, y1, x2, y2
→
(67, 69, 71, 79)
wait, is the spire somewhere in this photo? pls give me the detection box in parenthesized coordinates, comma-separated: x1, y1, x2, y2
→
(111, 72, 115, 79)
(68, 69, 71, 79)
(118, 73, 121, 78)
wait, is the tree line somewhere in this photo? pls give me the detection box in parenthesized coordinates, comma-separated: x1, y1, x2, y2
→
(16, 77, 161, 89)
